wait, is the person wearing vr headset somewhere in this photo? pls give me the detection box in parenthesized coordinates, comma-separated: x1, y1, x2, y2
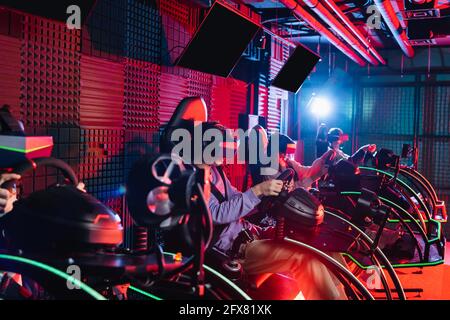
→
(262, 133, 337, 189)
(320, 128, 377, 165)
(326, 127, 376, 165)
(173, 120, 347, 300)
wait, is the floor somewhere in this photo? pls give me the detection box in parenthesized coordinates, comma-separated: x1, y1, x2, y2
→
(394, 242, 450, 300)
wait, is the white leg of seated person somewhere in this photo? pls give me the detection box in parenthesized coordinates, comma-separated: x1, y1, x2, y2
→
(241, 239, 348, 300)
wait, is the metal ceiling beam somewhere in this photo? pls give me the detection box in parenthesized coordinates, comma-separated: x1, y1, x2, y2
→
(299, 0, 381, 65)
(323, 0, 386, 65)
(373, 0, 415, 57)
(279, 0, 367, 66)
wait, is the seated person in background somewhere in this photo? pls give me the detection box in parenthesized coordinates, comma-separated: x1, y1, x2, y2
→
(262, 134, 336, 189)
(327, 128, 376, 165)
(183, 121, 347, 300)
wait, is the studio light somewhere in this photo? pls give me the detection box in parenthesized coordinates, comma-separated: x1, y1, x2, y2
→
(309, 96, 332, 118)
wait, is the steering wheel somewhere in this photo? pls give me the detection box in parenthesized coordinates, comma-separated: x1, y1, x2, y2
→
(127, 154, 193, 227)
(276, 168, 295, 192)
(258, 168, 295, 213)
(362, 145, 378, 167)
(0, 157, 78, 192)
(126, 154, 213, 246)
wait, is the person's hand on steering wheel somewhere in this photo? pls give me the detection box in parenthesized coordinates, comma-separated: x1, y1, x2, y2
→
(252, 179, 283, 197)
(0, 173, 21, 215)
(76, 182, 87, 193)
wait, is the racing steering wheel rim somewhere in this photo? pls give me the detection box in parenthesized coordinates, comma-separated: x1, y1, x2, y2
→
(5, 157, 78, 187)
(262, 168, 294, 198)
(258, 168, 295, 213)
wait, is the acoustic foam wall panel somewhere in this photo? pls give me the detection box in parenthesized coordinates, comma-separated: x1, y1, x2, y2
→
(356, 86, 416, 170)
(124, 59, 160, 131)
(21, 15, 81, 127)
(210, 77, 247, 128)
(257, 84, 269, 120)
(358, 135, 414, 157)
(126, 0, 161, 64)
(159, 72, 189, 125)
(0, 8, 22, 38)
(159, 0, 197, 67)
(0, 35, 21, 119)
(82, 0, 127, 61)
(123, 130, 159, 176)
(80, 55, 125, 129)
(210, 77, 248, 190)
(188, 70, 213, 110)
(266, 40, 290, 134)
(78, 128, 125, 210)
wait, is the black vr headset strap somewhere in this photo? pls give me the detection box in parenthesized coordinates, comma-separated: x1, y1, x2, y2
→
(0, 105, 24, 135)
(209, 166, 229, 249)
(210, 166, 228, 203)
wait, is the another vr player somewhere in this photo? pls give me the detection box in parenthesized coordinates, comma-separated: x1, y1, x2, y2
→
(326, 127, 376, 165)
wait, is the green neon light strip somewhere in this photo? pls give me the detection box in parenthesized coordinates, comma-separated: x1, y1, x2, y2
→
(0, 144, 53, 154)
(340, 191, 441, 243)
(342, 252, 444, 269)
(387, 219, 446, 224)
(0, 254, 106, 300)
(163, 252, 252, 301)
(128, 285, 163, 300)
(378, 197, 441, 243)
(359, 167, 431, 219)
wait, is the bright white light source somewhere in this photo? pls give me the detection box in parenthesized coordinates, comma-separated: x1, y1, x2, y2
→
(310, 96, 332, 117)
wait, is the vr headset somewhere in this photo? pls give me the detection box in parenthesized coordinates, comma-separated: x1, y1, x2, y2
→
(0, 105, 53, 169)
(327, 128, 349, 144)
